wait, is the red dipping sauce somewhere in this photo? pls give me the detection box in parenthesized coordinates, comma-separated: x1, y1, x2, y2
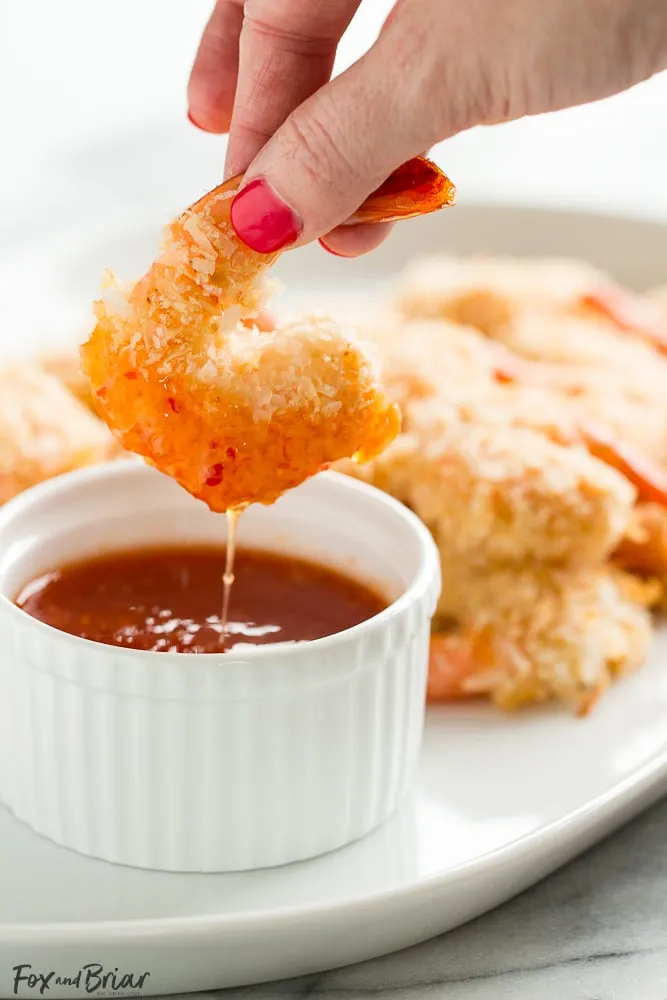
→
(15, 546, 387, 653)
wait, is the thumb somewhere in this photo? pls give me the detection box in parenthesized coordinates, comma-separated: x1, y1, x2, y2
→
(228, 21, 463, 255)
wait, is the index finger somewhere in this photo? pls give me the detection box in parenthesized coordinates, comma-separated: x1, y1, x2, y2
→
(188, 0, 244, 134)
(225, 0, 362, 177)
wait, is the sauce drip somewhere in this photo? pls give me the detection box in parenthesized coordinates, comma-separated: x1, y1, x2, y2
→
(15, 546, 387, 654)
(221, 507, 242, 641)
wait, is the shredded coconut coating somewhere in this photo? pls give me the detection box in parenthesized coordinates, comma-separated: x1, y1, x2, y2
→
(334, 309, 660, 711)
(81, 181, 399, 511)
(614, 502, 667, 580)
(364, 408, 633, 572)
(339, 319, 636, 570)
(40, 349, 96, 412)
(396, 255, 608, 318)
(427, 566, 651, 712)
(0, 366, 119, 504)
(395, 256, 667, 420)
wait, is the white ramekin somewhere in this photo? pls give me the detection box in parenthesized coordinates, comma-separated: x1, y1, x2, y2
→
(0, 461, 440, 873)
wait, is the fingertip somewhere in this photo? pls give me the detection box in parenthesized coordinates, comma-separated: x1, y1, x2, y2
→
(318, 223, 393, 258)
(318, 238, 347, 258)
(187, 109, 227, 135)
(187, 73, 234, 134)
(187, 0, 242, 134)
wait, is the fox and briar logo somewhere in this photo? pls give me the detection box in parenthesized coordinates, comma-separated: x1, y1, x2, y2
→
(11, 964, 151, 996)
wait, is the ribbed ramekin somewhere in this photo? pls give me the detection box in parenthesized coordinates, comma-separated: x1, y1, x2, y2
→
(0, 461, 440, 872)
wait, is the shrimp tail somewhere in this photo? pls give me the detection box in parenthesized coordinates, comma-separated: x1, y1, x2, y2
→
(427, 631, 479, 701)
(427, 628, 506, 702)
(490, 349, 667, 507)
(350, 157, 456, 225)
(614, 502, 667, 576)
(578, 421, 667, 507)
(580, 289, 667, 356)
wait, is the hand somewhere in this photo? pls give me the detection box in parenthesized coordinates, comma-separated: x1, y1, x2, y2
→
(188, 0, 667, 257)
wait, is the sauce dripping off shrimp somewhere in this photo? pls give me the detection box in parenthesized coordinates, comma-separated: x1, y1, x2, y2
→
(81, 156, 455, 646)
(221, 507, 242, 642)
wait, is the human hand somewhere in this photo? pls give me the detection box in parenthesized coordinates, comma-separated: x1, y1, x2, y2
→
(188, 0, 667, 257)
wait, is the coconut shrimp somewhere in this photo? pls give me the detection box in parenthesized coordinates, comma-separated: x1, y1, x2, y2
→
(614, 502, 667, 579)
(395, 254, 667, 356)
(335, 316, 661, 712)
(344, 400, 636, 572)
(81, 157, 455, 512)
(0, 365, 119, 504)
(336, 317, 667, 595)
(426, 566, 651, 713)
(394, 256, 667, 405)
(40, 349, 97, 413)
(387, 315, 667, 507)
(356, 316, 667, 518)
(579, 287, 667, 356)
(488, 356, 667, 506)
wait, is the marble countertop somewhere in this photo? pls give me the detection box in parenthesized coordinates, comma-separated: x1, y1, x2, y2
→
(3, 3, 667, 997)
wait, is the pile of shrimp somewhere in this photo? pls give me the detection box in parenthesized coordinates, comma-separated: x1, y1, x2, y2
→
(336, 257, 667, 713)
(80, 158, 455, 512)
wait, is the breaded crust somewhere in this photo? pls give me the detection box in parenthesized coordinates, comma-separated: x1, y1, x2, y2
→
(428, 566, 651, 712)
(0, 365, 118, 504)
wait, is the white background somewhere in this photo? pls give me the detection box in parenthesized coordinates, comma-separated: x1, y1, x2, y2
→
(2, 0, 667, 248)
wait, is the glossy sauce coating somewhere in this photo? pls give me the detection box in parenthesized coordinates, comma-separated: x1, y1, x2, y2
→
(15, 546, 387, 653)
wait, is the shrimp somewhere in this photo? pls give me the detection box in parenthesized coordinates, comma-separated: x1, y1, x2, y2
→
(40, 349, 97, 412)
(427, 567, 651, 713)
(41, 327, 284, 415)
(371, 407, 635, 570)
(394, 256, 667, 418)
(395, 253, 667, 359)
(80, 158, 455, 512)
(579, 288, 667, 356)
(614, 502, 667, 577)
(0, 365, 120, 504)
(493, 355, 667, 506)
(364, 308, 667, 507)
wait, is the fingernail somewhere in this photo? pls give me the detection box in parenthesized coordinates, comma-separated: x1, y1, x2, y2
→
(230, 179, 302, 254)
(318, 238, 347, 258)
(187, 110, 215, 133)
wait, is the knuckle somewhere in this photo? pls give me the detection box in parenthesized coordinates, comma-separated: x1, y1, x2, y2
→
(233, 118, 274, 146)
(243, 3, 339, 57)
(283, 102, 361, 197)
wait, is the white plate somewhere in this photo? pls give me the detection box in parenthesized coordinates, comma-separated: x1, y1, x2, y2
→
(1, 205, 667, 998)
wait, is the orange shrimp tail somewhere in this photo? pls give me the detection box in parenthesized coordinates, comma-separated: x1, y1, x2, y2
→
(427, 632, 481, 702)
(200, 156, 454, 231)
(614, 502, 667, 576)
(491, 351, 667, 507)
(489, 350, 543, 385)
(350, 156, 456, 225)
(579, 421, 667, 507)
(580, 290, 667, 356)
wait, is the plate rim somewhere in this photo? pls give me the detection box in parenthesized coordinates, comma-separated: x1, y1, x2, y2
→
(1, 727, 666, 945)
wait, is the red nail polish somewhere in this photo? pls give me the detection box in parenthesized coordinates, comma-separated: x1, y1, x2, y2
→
(187, 110, 215, 133)
(230, 179, 301, 254)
